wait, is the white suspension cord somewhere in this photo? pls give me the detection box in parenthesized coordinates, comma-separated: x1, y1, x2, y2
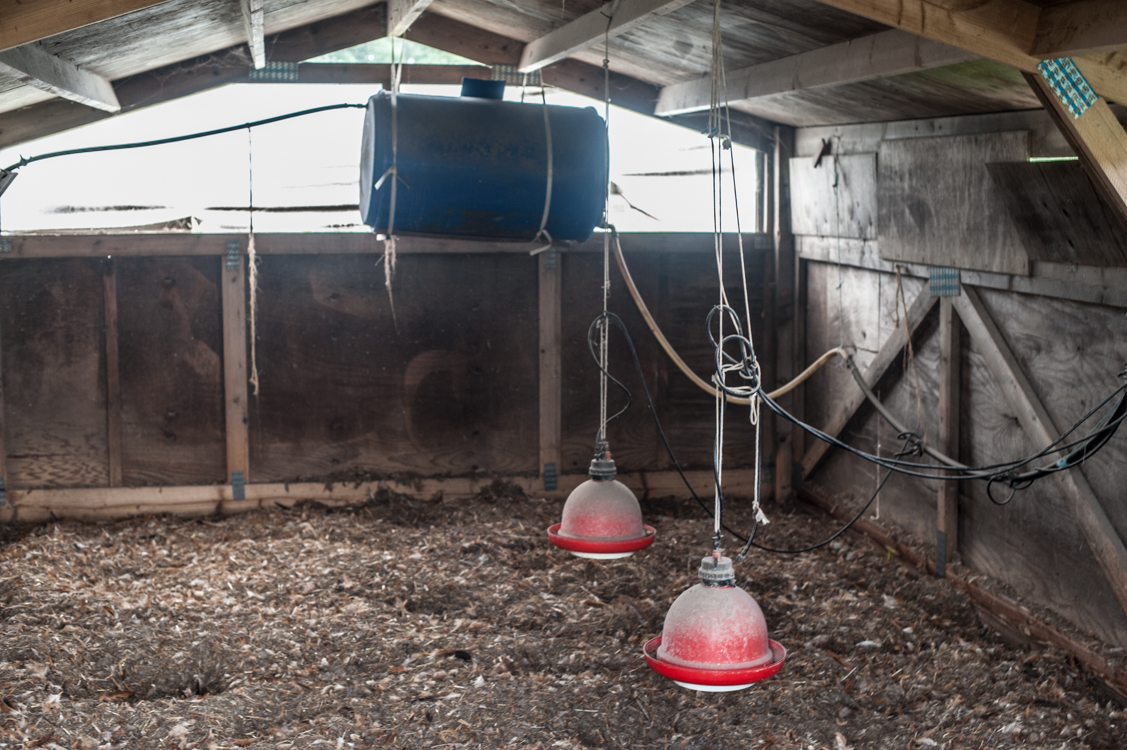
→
(708, 0, 768, 545)
(596, 7, 616, 452)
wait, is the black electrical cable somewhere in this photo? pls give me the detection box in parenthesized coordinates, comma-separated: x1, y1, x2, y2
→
(586, 315, 633, 437)
(587, 309, 883, 554)
(705, 308, 1127, 484)
(736, 435, 918, 559)
(2, 103, 368, 173)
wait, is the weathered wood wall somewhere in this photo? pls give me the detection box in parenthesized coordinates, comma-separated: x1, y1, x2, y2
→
(0, 235, 766, 497)
(792, 109, 1127, 647)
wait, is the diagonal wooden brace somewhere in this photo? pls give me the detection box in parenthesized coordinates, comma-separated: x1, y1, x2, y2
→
(801, 287, 938, 479)
(953, 285, 1127, 620)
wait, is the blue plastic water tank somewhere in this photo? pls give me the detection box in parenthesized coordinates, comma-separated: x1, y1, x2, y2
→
(359, 91, 607, 242)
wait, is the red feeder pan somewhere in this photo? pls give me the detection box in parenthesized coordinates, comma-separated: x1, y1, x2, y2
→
(547, 451, 655, 559)
(644, 554, 785, 691)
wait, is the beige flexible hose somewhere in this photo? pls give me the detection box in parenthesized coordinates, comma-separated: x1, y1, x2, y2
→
(611, 235, 846, 406)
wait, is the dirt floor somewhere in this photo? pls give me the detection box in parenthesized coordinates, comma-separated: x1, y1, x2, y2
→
(0, 481, 1124, 750)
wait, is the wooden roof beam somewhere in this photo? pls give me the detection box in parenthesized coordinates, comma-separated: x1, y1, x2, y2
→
(388, 0, 435, 37)
(0, 0, 173, 53)
(1034, 0, 1127, 58)
(0, 43, 119, 111)
(655, 29, 975, 116)
(518, 0, 695, 74)
(240, 0, 265, 70)
(810, 0, 1127, 103)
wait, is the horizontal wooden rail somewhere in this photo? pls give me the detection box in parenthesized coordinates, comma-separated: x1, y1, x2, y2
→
(1, 468, 762, 523)
(0, 232, 774, 260)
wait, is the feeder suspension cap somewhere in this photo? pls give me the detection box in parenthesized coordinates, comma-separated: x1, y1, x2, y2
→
(698, 555, 736, 587)
(588, 444, 617, 481)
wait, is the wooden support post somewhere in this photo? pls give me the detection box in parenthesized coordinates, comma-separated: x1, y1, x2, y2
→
(103, 258, 122, 487)
(0, 304, 7, 499)
(221, 249, 250, 484)
(801, 289, 938, 479)
(774, 125, 797, 510)
(953, 285, 1127, 620)
(538, 249, 562, 491)
(936, 296, 960, 575)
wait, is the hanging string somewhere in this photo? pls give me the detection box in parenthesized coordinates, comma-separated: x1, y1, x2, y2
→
(709, 0, 726, 549)
(376, 38, 405, 327)
(596, 4, 616, 453)
(247, 125, 261, 398)
(707, 0, 768, 549)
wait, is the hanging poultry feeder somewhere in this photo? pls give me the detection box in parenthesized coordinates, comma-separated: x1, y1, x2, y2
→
(644, 553, 785, 691)
(547, 446, 656, 559)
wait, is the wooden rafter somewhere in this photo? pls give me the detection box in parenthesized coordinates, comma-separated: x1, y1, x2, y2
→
(810, 0, 1127, 103)
(240, 0, 266, 70)
(1026, 70, 1127, 230)
(518, 0, 695, 73)
(800, 287, 938, 479)
(1033, 0, 1127, 57)
(388, 0, 435, 37)
(0, 43, 120, 111)
(656, 29, 974, 116)
(0, 0, 171, 53)
(952, 285, 1127, 621)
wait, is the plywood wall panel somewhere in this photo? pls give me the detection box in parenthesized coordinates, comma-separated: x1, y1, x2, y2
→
(802, 261, 940, 545)
(804, 255, 1127, 646)
(248, 254, 539, 481)
(957, 312, 1127, 647)
(0, 258, 108, 488)
(878, 132, 1031, 275)
(116, 256, 226, 486)
(790, 154, 876, 240)
(987, 161, 1127, 268)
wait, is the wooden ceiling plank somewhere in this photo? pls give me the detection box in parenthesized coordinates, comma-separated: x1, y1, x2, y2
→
(0, 43, 120, 111)
(811, 0, 1127, 103)
(656, 29, 975, 116)
(1025, 70, 1127, 232)
(0, 0, 171, 53)
(388, 0, 436, 37)
(240, 0, 266, 70)
(1033, 0, 1127, 58)
(518, 0, 696, 74)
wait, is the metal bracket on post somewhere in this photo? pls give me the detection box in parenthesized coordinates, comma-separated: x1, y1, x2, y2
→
(936, 530, 948, 578)
(543, 248, 558, 270)
(225, 238, 240, 270)
(231, 470, 246, 501)
(248, 61, 300, 82)
(929, 267, 960, 297)
(543, 462, 557, 492)
(0, 238, 12, 254)
(1037, 58, 1098, 119)
(492, 64, 541, 88)
(0, 477, 6, 507)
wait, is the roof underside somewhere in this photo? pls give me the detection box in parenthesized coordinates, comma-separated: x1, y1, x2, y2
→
(0, 0, 1115, 149)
